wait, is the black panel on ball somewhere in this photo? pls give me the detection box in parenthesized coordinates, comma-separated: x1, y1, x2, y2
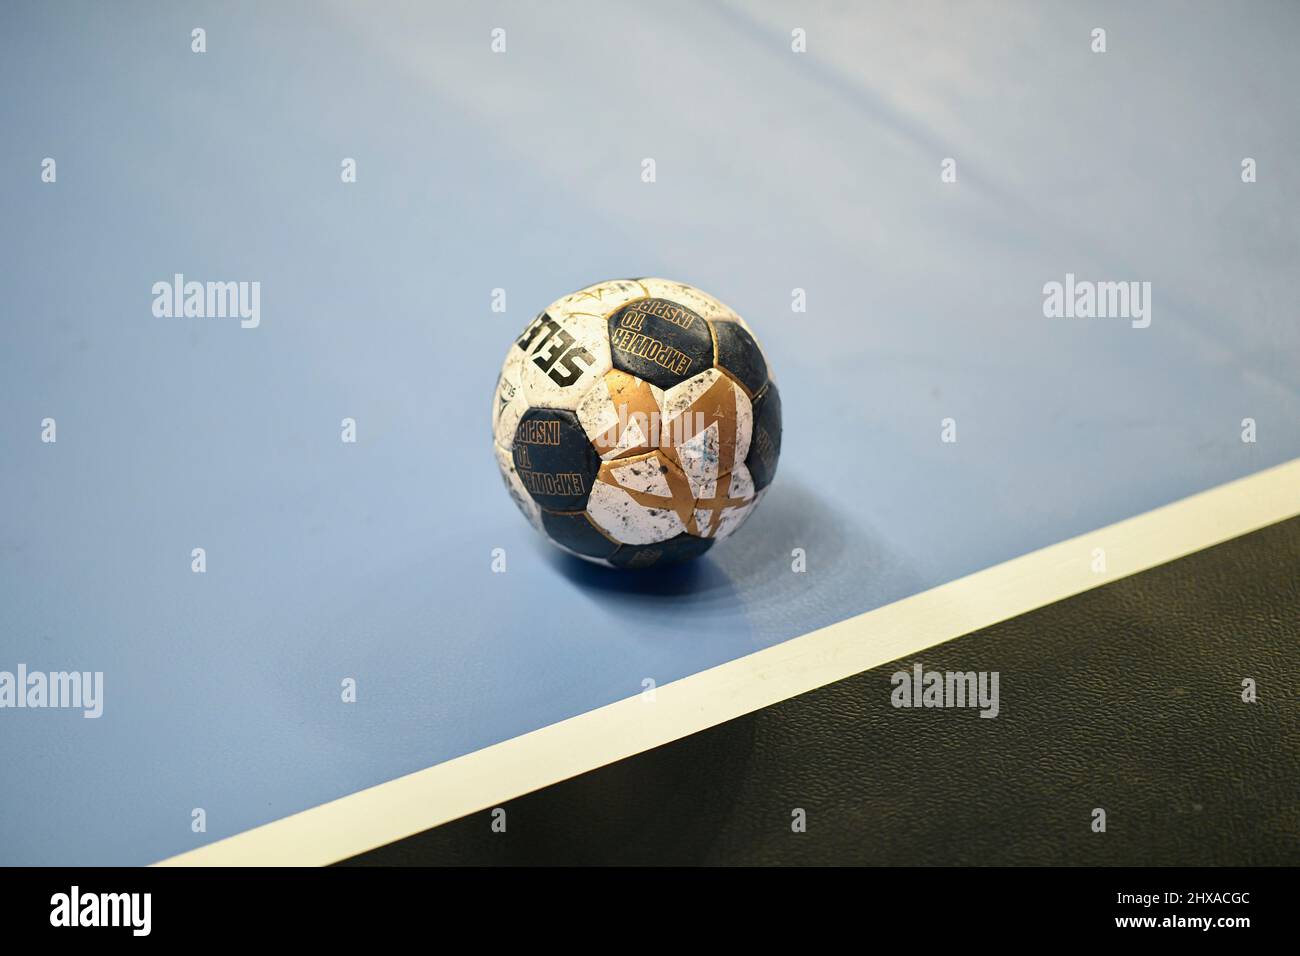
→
(711, 319, 768, 396)
(512, 408, 601, 512)
(540, 511, 620, 560)
(607, 298, 714, 391)
(745, 382, 782, 491)
(608, 532, 715, 569)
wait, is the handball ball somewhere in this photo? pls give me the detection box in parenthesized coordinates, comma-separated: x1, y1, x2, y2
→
(491, 278, 781, 568)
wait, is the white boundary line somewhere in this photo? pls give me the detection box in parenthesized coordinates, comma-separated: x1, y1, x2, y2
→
(158, 458, 1300, 866)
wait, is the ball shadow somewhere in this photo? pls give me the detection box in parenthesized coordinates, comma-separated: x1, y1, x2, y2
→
(540, 476, 922, 644)
(707, 477, 926, 636)
(711, 477, 850, 585)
